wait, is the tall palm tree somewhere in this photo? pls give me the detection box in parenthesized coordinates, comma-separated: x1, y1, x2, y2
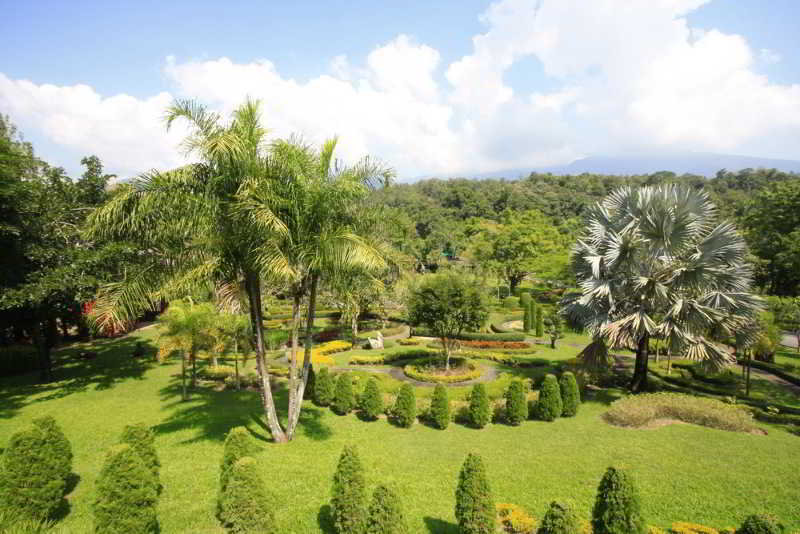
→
(562, 184, 761, 392)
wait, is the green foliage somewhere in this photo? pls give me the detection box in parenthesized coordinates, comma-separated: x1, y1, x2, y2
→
(537, 501, 580, 534)
(366, 484, 408, 534)
(219, 427, 257, 498)
(523, 302, 532, 332)
(505, 380, 528, 425)
(430, 384, 451, 429)
(736, 515, 784, 534)
(468, 384, 491, 428)
(360, 378, 384, 421)
(504, 296, 520, 309)
(455, 453, 496, 534)
(120, 423, 160, 490)
(93, 444, 158, 534)
(393, 384, 417, 428)
(32, 415, 72, 483)
(220, 456, 276, 533)
(535, 306, 544, 337)
(333, 372, 356, 415)
(591, 467, 646, 534)
(331, 446, 367, 534)
(534, 374, 562, 422)
(0, 425, 64, 521)
(305, 364, 316, 399)
(315, 367, 335, 407)
(559, 372, 581, 417)
(520, 292, 532, 307)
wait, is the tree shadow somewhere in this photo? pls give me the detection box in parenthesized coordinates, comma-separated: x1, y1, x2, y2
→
(423, 516, 459, 533)
(584, 387, 624, 406)
(317, 504, 335, 533)
(65, 473, 80, 495)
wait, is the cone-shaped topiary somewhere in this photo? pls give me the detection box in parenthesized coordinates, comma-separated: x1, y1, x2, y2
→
(333, 372, 355, 415)
(304, 364, 316, 400)
(430, 384, 451, 429)
(736, 515, 783, 534)
(537, 501, 580, 534)
(360, 377, 384, 421)
(393, 384, 416, 428)
(120, 423, 160, 491)
(559, 372, 581, 417)
(523, 303, 532, 332)
(591, 467, 646, 534)
(0, 425, 64, 521)
(505, 380, 528, 425)
(520, 292, 531, 307)
(535, 306, 544, 337)
(93, 444, 158, 534)
(468, 384, 491, 428)
(366, 484, 408, 534)
(219, 427, 257, 500)
(32, 415, 73, 483)
(534, 374, 563, 422)
(331, 446, 366, 534)
(455, 453, 495, 534)
(315, 367, 335, 406)
(220, 456, 276, 533)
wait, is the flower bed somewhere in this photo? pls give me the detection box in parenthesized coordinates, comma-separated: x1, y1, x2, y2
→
(403, 357, 483, 383)
(348, 348, 436, 365)
(307, 340, 351, 365)
(428, 339, 531, 350)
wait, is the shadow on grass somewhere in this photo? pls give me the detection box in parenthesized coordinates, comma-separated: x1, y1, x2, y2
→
(317, 504, 335, 533)
(423, 516, 459, 533)
(585, 388, 624, 406)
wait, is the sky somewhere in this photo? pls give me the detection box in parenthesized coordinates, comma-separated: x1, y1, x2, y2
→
(1, 0, 799, 180)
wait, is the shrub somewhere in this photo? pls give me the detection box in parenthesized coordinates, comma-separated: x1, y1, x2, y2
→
(430, 384, 451, 429)
(333, 373, 356, 415)
(455, 453, 495, 534)
(393, 384, 417, 427)
(496, 503, 537, 534)
(469, 384, 491, 428)
(412, 328, 526, 342)
(360, 378, 384, 421)
(331, 446, 367, 534)
(559, 372, 581, 417)
(32, 415, 73, 483)
(535, 306, 544, 337)
(366, 484, 408, 534)
(460, 340, 531, 349)
(591, 467, 646, 534)
(404, 358, 482, 384)
(304, 364, 316, 399)
(0, 425, 64, 521)
(506, 380, 528, 425)
(93, 444, 158, 534)
(315, 367, 335, 406)
(397, 338, 420, 346)
(504, 296, 520, 309)
(534, 374, 562, 422)
(523, 303, 532, 332)
(736, 515, 783, 534)
(537, 501, 579, 534)
(120, 423, 160, 490)
(219, 427, 257, 498)
(220, 457, 276, 533)
(200, 364, 236, 380)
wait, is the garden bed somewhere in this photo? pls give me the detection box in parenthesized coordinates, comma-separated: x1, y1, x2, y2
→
(403, 357, 483, 384)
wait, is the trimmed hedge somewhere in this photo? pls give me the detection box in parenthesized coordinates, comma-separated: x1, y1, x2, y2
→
(333, 373, 355, 415)
(314, 367, 335, 406)
(411, 328, 525, 342)
(503, 296, 520, 309)
(393, 384, 416, 427)
(455, 453, 496, 534)
(404, 359, 482, 384)
(366, 484, 408, 534)
(219, 427, 257, 499)
(559, 372, 581, 417)
(331, 446, 367, 534)
(739, 358, 800, 387)
(349, 349, 436, 365)
(538, 501, 580, 534)
(430, 384, 451, 429)
(32, 416, 73, 484)
(220, 457, 276, 533)
(94, 444, 158, 534)
(265, 310, 340, 321)
(120, 423, 160, 491)
(591, 467, 646, 534)
(505, 380, 528, 425)
(534, 374, 563, 422)
(360, 378, 383, 421)
(469, 384, 491, 429)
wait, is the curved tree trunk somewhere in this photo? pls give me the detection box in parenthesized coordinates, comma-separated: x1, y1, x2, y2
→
(629, 334, 650, 393)
(285, 290, 303, 439)
(287, 273, 319, 440)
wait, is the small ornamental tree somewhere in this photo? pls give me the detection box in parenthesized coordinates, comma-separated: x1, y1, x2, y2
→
(534, 374, 562, 422)
(430, 384, 451, 429)
(366, 484, 408, 534)
(591, 467, 646, 534)
(331, 446, 367, 534)
(736, 514, 784, 534)
(537, 501, 580, 534)
(120, 423, 160, 490)
(315, 367, 335, 406)
(407, 272, 490, 370)
(220, 457, 276, 533)
(468, 384, 491, 428)
(455, 453, 495, 534)
(93, 444, 159, 534)
(219, 427, 256, 499)
(393, 384, 416, 428)
(559, 372, 581, 417)
(535, 306, 544, 337)
(333, 373, 356, 415)
(505, 380, 528, 425)
(33, 415, 73, 483)
(546, 313, 564, 349)
(360, 378, 384, 421)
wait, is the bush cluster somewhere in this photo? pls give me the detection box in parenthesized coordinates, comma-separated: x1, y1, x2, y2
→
(534, 374, 563, 422)
(430, 384, 451, 429)
(591, 467, 646, 534)
(94, 444, 159, 534)
(393, 384, 417, 427)
(736, 515, 783, 534)
(469, 384, 491, 428)
(403, 359, 482, 384)
(455, 453, 496, 534)
(220, 457, 276, 533)
(559, 372, 581, 417)
(219, 427, 257, 498)
(366, 484, 409, 534)
(506, 380, 528, 425)
(538, 501, 579, 534)
(360, 378, 384, 421)
(33, 415, 73, 484)
(333, 372, 356, 415)
(314, 367, 335, 406)
(331, 446, 367, 534)
(120, 423, 160, 491)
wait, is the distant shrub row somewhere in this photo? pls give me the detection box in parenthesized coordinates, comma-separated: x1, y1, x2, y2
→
(411, 327, 525, 342)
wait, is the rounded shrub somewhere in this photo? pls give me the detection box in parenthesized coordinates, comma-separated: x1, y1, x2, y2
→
(220, 456, 276, 533)
(591, 467, 646, 534)
(0, 425, 64, 521)
(736, 515, 783, 534)
(314, 367, 335, 406)
(93, 444, 158, 534)
(333, 372, 355, 415)
(503, 296, 520, 310)
(366, 484, 408, 534)
(430, 384, 451, 429)
(559, 372, 581, 417)
(534, 374, 562, 422)
(537, 501, 579, 534)
(468, 383, 491, 429)
(32, 415, 72, 483)
(331, 446, 366, 534)
(455, 453, 495, 534)
(360, 377, 384, 421)
(393, 384, 416, 428)
(505, 380, 528, 425)
(220, 427, 257, 498)
(120, 423, 160, 490)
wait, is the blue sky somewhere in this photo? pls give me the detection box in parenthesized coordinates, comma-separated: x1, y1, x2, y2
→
(1, 0, 799, 179)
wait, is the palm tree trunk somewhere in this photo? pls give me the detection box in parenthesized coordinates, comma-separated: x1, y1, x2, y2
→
(630, 334, 650, 393)
(288, 273, 319, 440)
(286, 290, 302, 438)
(745, 349, 752, 397)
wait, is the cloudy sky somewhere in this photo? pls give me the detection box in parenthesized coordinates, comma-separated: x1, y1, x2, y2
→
(1, 0, 799, 179)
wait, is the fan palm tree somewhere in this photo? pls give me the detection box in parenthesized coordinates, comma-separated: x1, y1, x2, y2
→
(562, 184, 761, 392)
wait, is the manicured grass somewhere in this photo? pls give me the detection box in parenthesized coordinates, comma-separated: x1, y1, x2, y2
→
(2, 327, 799, 532)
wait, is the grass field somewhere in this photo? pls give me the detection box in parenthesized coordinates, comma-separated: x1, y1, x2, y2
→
(2, 326, 799, 533)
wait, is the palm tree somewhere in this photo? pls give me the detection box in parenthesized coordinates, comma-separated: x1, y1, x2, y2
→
(211, 312, 252, 390)
(562, 184, 761, 392)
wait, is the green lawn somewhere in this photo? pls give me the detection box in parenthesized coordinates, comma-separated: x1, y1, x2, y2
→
(2, 327, 799, 533)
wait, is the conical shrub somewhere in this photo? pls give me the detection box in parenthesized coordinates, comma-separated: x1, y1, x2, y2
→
(736, 514, 784, 534)
(534, 374, 562, 422)
(591, 467, 646, 534)
(393, 384, 416, 428)
(455, 453, 495, 534)
(535, 306, 544, 337)
(93, 444, 158, 534)
(366, 484, 408, 534)
(32, 416, 72, 484)
(360, 377, 384, 421)
(331, 446, 366, 534)
(468, 384, 491, 429)
(559, 372, 581, 417)
(220, 456, 276, 533)
(430, 384, 450, 429)
(315, 367, 335, 406)
(219, 427, 257, 498)
(523, 303, 532, 332)
(537, 501, 579, 534)
(333, 372, 355, 415)
(120, 423, 160, 491)
(505, 380, 528, 425)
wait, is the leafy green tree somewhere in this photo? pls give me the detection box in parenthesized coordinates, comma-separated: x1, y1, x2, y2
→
(468, 384, 491, 429)
(430, 384, 450, 429)
(333, 372, 356, 415)
(454, 453, 495, 534)
(220, 457, 276, 533)
(315, 367, 335, 407)
(32, 416, 72, 483)
(93, 444, 158, 534)
(331, 446, 367, 534)
(360, 378, 383, 421)
(559, 372, 581, 417)
(545, 313, 564, 349)
(366, 484, 408, 534)
(591, 467, 646, 534)
(392, 384, 416, 428)
(534, 375, 562, 422)
(505, 380, 528, 425)
(537, 501, 580, 534)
